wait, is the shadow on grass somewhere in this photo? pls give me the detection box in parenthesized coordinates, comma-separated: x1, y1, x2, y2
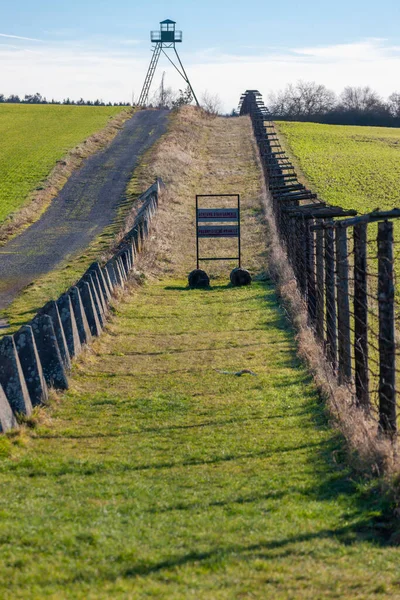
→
(119, 522, 394, 580)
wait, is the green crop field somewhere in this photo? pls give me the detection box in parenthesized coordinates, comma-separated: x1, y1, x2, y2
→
(0, 104, 123, 224)
(276, 121, 400, 214)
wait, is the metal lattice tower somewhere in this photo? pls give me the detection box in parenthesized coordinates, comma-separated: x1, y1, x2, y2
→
(138, 19, 199, 107)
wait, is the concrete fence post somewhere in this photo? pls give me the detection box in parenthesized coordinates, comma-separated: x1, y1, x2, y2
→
(120, 251, 130, 276)
(116, 256, 127, 282)
(69, 286, 92, 345)
(57, 293, 81, 358)
(90, 262, 111, 302)
(102, 265, 114, 295)
(77, 281, 102, 337)
(41, 301, 71, 370)
(0, 335, 33, 415)
(105, 260, 118, 289)
(31, 315, 69, 390)
(112, 258, 125, 288)
(89, 270, 108, 316)
(0, 383, 18, 432)
(14, 325, 48, 406)
(83, 273, 105, 326)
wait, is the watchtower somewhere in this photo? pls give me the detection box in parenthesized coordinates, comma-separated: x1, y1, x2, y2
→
(138, 19, 199, 107)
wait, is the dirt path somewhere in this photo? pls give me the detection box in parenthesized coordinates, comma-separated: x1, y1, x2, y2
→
(0, 109, 168, 314)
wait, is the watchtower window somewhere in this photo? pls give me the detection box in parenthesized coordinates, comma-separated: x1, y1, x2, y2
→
(161, 23, 175, 31)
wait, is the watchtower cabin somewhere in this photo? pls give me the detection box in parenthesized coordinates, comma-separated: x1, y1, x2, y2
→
(151, 19, 182, 45)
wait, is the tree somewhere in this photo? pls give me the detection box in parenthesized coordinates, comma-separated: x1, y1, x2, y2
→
(339, 86, 383, 112)
(388, 92, 400, 117)
(172, 86, 193, 109)
(201, 91, 221, 115)
(152, 72, 177, 108)
(269, 81, 336, 117)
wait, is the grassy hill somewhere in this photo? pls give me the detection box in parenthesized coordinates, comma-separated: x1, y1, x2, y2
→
(0, 104, 124, 225)
(276, 121, 400, 214)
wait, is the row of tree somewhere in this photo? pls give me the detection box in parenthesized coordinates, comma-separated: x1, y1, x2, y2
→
(268, 82, 400, 126)
(0, 92, 130, 106)
(0, 87, 222, 114)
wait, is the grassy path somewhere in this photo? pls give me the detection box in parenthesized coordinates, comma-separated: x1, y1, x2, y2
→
(1, 110, 400, 597)
(0, 280, 399, 598)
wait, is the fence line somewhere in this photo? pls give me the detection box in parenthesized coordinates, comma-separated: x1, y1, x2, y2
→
(0, 178, 164, 433)
(239, 90, 400, 439)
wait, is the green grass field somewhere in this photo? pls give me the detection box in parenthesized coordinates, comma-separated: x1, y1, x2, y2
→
(276, 121, 400, 214)
(0, 104, 123, 224)
(0, 280, 397, 599)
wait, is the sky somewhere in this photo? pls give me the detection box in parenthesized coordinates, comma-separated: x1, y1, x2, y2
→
(1, 0, 400, 111)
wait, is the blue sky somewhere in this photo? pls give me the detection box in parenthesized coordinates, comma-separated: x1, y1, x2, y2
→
(1, 0, 400, 109)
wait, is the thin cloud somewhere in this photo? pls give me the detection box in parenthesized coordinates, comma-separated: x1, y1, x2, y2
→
(0, 33, 42, 42)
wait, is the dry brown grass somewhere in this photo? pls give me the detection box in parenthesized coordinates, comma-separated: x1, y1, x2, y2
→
(131, 107, 267, 280)
(0, 108, 133, 247)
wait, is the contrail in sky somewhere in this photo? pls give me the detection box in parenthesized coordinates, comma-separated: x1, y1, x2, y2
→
(0, 33, 42, 42)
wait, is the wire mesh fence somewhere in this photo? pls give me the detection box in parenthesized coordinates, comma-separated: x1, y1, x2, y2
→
(239, 90, 400, 439)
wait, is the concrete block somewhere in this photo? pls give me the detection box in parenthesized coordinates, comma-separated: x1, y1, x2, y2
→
(0, 383, 18, 433)
(88, 269, 107, 316)
(84, 273, 105, 326)
(57, 293, 81, 358)
(120, 251, 130, 276)
(78, 281, 102, 337)
(0, 336, 32, 415)
(130, 227, 141, 254)
(14, 325, 48, 406)
(102, 265, 114, 295)
(31, 315, 69, 390)
(105, 260, 118, 289)
(69, 286, 92, 345)
(113, 258, 125, 287)
(118, 254, 128, 280)
(90, 262, 111, 302)
(41, 301, 71, 370)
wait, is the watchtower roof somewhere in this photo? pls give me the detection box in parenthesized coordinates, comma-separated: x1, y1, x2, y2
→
(160, 19, 176, 24)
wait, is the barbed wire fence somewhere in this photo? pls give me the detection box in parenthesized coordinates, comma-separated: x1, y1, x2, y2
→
(239, 90, 400, 440)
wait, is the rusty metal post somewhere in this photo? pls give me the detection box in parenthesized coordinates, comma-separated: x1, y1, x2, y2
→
(378, 221, 396, 436)
(353, 223, 369, 409)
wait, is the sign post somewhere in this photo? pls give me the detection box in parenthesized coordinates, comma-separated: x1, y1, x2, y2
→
(196, 195, 241, 269)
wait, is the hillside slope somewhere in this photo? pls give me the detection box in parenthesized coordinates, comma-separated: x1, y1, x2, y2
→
(276, 121, 400, 215)
(0, 104, 125, 225)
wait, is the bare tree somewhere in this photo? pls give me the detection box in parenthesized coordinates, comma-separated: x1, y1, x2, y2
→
(151, 72, 177, 108)
(269, 81, 336, 117)
(201, 91, 222, 116)
(388, 92, 400, 117)
(339, 86, 383, 112)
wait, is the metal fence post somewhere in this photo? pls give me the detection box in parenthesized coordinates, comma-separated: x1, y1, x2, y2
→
(315, 228, 325, 341)
(378, 221, 396, 435)
(353, 223, 370, 409)
(306, 220, 317, 325)
(325, 222, 337, 370)
(336, 227, 352, 383)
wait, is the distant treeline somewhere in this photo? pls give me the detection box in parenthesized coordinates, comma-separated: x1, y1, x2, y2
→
(0, 92, 131, 107)
(268, 82, 400, 127)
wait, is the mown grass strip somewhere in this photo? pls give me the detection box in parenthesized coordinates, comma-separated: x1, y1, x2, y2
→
(0, 279, 397, 599)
